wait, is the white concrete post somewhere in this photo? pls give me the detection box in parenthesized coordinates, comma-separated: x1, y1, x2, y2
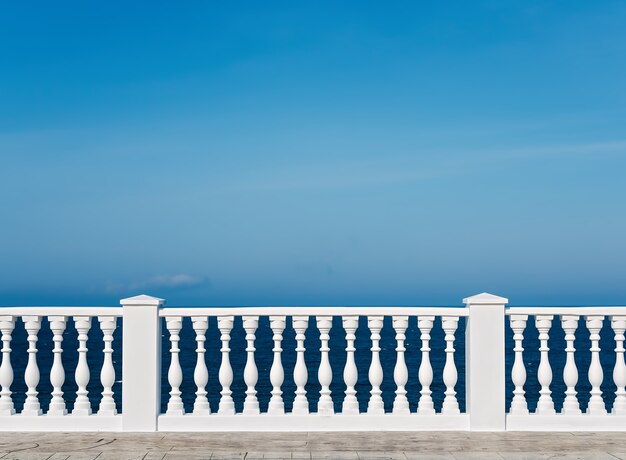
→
(121, 294, 164, 431)
(463, 292, 508, 431)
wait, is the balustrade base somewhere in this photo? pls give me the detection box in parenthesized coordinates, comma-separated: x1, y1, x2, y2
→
(157, 413, 469, 432)
(507, 414, 626, 431)
(0, 415, 122, 431)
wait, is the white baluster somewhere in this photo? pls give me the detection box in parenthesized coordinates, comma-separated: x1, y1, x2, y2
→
(586, 315, 606, 414)
(166, 316, 184, 415)
(268, 316, 286, 414)
(48, 316, 67, 416)
(317, 316, 333, 415)
(367, 316, 384, 414)
(97, 316, 117, 416)
(561, 315, 581, 414)
(191, 316, 210, 415)
(417, 316, 435, 414)
(509, 314, 528, 415)
(243, 316, 260, 414)
(392, 316, 409, 414)
(442, 316, 460, 415)
(535, 315, 555, 414)
(342, 316, 359, 414)
(0, 316, 15, 415)
(292, 316, 309, 414)
(72, 316, 92, 416)
(218, 316, 235, 415)
(23, 316, 42, 416)
(612, 315, 626, 414)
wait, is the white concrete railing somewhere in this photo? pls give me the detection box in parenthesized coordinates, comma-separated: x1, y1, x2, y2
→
(158, 305, 469, 431)
(506, 307, 626, 431)
(0, 306, 122, 431)
(0, 293, 625, 432)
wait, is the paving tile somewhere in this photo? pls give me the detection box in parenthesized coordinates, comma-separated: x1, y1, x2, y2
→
(209, 453, 247, 460)
(404, 454, 456, 460)
(162, 453, 212, 460)
(310, 452, 359, 460)
(0, 454, 56, 460)
(451, 454, 504, 460)
(96, 452, 166, 460)
(356, 453, 407, 460)
(50, 454, 101, 460)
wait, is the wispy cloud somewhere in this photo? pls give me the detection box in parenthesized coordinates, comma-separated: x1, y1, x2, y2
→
(105, 274, 210, 294)
(209, 139, 626, 194)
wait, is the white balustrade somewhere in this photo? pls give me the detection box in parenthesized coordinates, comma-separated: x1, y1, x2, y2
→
(342, 316, 359, 414)
(561, 315, 581, 414)
(0, 316, 15, 416)
(23, 316, 42, 416)
(442, 316, 460, 415)
(417, 316, 435, 414)
(165, 316, 184, 415)
(218, 316, 235, 415)
(367, 316, 384, 414)
(48, 316, 67, 416)
(317, 316, 334, 415)
(243, 316, 260, 414)
(586, 315, 606, 415)
(7, 294, 626, 433)
(392, 316, 409, 414)
(292, 316, 309, 415)
(509, 314, 528, 415)
(612, 316, 626, 414)
(192, 316, 210, 415)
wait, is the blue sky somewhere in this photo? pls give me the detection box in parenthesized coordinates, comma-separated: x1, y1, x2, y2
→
(1, 1, 625, 306)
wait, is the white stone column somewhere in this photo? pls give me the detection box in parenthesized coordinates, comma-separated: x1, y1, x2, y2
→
(242, 316, 260, 414)
(342, 316, 359, 415)
(48, 316, 67, 416)
(121, 294, 164, 431)
(0, 316, 15, 416)
(191, 316, 210, 415)
(612, 316, 626, 414)
(417, 315, 435, 414)
(464, 292, 507, 431)
(392, 316, 409, 414)
(442, 316, 460, 415)
(535, 315, 555, 415)
(586, 315, 606, 415)
(22, 316, 42, 416)
(367, 316, 384, 414)
(98, 316, 117, 416)
(509, 314, 528, 415)
(165, 316, 184, 415)
(218, 316, 235, 415)
(292, 316, 309, 414)
(317, 316, 334, 415)
(268, 316, 286, 414)
(561, 315, 581, 414)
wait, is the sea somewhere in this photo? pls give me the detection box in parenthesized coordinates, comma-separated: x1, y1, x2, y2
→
(4, 315, 620, 414)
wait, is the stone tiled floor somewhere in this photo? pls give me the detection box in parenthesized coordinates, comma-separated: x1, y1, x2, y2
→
(0, 432, 626, 459)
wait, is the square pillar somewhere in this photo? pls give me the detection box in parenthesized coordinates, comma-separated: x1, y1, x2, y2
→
(121, 294, 164, 431)
(464, 292, 508, 431)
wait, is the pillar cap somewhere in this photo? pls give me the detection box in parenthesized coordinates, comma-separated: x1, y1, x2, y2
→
(463, 292, 508, 305)
(120, 294, 165, 306)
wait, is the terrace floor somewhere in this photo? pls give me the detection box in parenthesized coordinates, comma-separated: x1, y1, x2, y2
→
(0, 432, 625, 459)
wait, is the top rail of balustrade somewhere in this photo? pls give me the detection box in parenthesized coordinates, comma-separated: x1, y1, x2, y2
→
(0, 306, 122, 316)
(159, 305, 468, 317)
(506, 306, 626, 316)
